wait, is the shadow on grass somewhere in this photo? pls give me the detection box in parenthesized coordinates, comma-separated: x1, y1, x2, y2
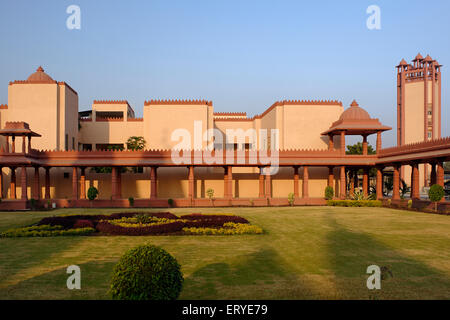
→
(0, 260, 116, 300)
(324, 216, 450, 299)
(0, 237, 87, 290)
(182, 248, 316, 299)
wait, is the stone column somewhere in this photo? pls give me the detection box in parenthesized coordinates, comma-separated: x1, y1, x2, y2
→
(362, 135, 368, 155)
(376, 131, 382, 153)
(363, 168, 369, 197)
(328, 166, 334, 188)
(430, 163, 436, 186)
(349, 170, 355, 197)
(328, 134, 334, 150)
(117, 167, 122, 199)
(436, 161, 444, 187)
(265, 168, 271, 199)
(258, 167, 265, 198)
(302, 166, 309, 199)
(0, 167, 3, 199)
(80, 167, 86, 200)
(340, 166, 346, 199)
(10, 167, 16, 199)
(27, 135, 32, 153)
(376, 167, 383, 200)
(412, 163, 420, 199)
(340, 131, 346, 155)
(45, 167, 51, 199)
(111, 167, 118, 200)
(72, 167, 78, 200)
(22, 136, 26, 154)
(32, 167, 40, 200)
(393, 165, 400, 200)
(188, 166, 195, 201)
(20, 167, 27, 200)
(293, 166, 299, 197)
(228, 166, 233, 199)
(150, 166, 158, 199)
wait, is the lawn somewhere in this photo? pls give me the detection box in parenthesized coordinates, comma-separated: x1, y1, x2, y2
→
(0, 206, 449, 300)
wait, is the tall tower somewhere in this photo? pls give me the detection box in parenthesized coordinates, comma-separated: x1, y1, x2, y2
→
(396, 54, 442, 187)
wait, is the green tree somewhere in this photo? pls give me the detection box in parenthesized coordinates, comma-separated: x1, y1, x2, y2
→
(428, 184, 444, 212)
(346, 142, 376, 155)
(127, 136, 146, 151)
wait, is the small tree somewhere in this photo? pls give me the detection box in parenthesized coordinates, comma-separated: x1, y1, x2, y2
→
(324, 186, 334, 200)
(287, 193, 295, 206)
(126, 136, 146, 151)
(87, 186, 99, 201)
(206, 188, 214, 206)
(128, 197, 134, 207)
(400, 179, 410, 199)
(428, 184, 444, 212)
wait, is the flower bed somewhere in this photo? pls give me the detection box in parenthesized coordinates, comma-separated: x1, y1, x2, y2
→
(4, 212, 262, 237)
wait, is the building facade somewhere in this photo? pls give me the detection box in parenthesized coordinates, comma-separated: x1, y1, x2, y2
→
(0, 55, 448, 207)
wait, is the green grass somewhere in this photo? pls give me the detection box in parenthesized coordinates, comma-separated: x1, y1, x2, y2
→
(0, 206, 449, 300)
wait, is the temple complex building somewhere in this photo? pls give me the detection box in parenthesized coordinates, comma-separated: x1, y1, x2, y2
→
(0, 54, 448, 209)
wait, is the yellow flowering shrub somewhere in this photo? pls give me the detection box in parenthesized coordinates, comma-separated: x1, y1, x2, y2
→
(182, 222, 263, 235)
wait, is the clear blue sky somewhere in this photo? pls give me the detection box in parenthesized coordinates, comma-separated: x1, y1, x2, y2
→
(0, 0, 449, 147)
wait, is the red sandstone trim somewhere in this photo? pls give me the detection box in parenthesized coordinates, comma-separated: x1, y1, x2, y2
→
(379, 137, 450, 157)
(0, 104, 7, 109)
(9, 80, 57, 85)
(214, 118, 253, 122)
(144, 99, 213, 106)
(127, 118, 143, 122)
(93, 99, 129, 105)
(213, 112, 247, 116)
(95, 117, 124, 122)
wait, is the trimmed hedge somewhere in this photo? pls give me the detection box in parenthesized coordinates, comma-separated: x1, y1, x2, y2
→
(327, 200, 382, 207)
(1, 225, 95, 238)
(183, 222, 263, 235)
(96, 220, 185, 235)
(110, 245, 183, 300)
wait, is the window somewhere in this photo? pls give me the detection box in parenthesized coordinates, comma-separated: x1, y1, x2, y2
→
(428, 132, 432, 139)
(82, 144, 92, 151)
(63, 172, 69, 179)
(65, 134, 68, 151)
(72, 137, 75, 150)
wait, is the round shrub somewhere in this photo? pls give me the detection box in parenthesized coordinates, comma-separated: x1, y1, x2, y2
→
(324, 186, 334, 200)
(428, 184, 444, 202)
(87, 186, 99, 201)
(110, 245, 183, 300)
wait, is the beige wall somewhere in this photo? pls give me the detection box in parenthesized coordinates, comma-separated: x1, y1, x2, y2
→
(143, 104, 210, 150)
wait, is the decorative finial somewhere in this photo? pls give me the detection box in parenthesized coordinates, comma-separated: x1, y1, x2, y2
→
(350, 100, 359, 107)
(37, 66, 44, 72)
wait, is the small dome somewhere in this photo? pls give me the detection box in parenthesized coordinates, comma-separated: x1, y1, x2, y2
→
(424, 54, 433, 62)
(398, 58, 407, 66)
(27, 66, 54, 82)
(414, 53, 424, 61)
(339, 100, 371, 120)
